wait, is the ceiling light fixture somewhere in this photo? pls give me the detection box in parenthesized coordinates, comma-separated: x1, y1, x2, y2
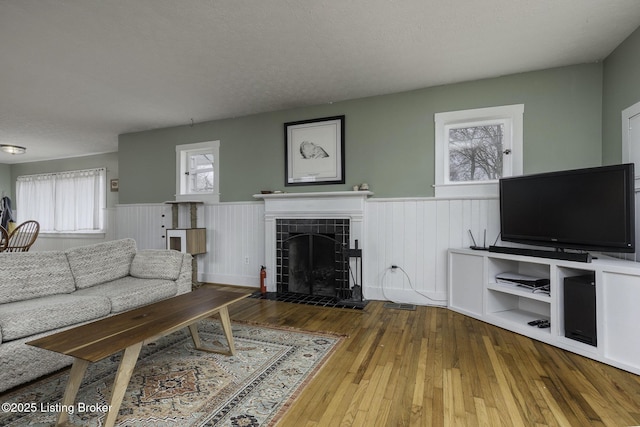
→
(0, 144, 26, 155)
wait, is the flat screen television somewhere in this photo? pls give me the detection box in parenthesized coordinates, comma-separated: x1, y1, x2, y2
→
(497, 163, 635, 257)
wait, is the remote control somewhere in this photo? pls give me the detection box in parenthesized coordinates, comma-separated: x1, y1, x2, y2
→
(537, 320, 550, 328)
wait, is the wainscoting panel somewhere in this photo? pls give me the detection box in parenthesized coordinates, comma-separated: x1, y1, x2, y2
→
(112, 198, 498, 304)
(364, 197, 499, 306)
(115, 202, 264, 287)
(33, 195, 634, 305)
(116, 204, 171, 250)
(198, 202, 265, 286)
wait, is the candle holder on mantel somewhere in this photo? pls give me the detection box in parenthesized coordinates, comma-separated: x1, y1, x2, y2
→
(164, 201, 206, 288)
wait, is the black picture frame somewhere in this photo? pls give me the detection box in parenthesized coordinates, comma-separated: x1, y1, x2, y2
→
(284, 115, 345, 186)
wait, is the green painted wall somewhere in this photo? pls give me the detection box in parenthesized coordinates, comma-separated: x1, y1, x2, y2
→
(9, 152, 119, 209)
(119, 63, 603, 203)
(602, 26, 640, 164)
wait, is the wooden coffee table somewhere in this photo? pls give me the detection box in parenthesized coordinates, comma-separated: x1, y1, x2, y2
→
(27, 287, 250, 427)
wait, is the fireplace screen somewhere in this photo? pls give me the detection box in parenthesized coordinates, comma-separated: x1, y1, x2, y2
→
(287, 233, 344, 297)
(277, 219, 352, 300)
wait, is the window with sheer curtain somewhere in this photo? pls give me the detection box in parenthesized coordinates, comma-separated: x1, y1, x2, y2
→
(16, 168, 106, 232)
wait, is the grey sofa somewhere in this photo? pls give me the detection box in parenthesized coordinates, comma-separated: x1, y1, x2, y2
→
(0, 238, 192, 392)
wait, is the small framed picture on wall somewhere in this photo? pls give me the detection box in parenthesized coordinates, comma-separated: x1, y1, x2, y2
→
(284, 115, 345, 186)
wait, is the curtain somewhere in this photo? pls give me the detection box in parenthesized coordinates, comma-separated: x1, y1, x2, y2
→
(16, 168, 105, 232)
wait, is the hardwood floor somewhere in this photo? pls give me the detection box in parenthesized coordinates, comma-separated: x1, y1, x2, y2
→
(214, 285, 640, 426)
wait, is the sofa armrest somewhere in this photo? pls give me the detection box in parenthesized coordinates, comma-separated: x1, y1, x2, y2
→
(130, 250, 192, 293)
(175, 253, 193, 294)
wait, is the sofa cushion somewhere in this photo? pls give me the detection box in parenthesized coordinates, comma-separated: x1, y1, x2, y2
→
(66, 238, 137, 289)
(73, 276, 178, 313)
(0, 294, 111, 342)
(130, 250, 184, 281)
(0, 330, 74, 392)
(0, 252, 76, 304)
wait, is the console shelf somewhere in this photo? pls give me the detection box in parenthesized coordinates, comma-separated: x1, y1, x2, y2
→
(486, 307, 549, 326)
(486, 282, 551, 302)
(448, 248, 640, 375)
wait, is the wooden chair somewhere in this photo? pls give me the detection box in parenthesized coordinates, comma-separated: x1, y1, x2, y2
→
(0, 226, 8, 252)
(5, 220, 40, 252)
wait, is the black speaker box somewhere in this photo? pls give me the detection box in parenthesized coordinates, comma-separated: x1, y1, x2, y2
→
(563, 273, 597, 346)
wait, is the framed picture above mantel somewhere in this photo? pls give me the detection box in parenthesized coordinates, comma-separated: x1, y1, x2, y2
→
(284, 115, 345, 186)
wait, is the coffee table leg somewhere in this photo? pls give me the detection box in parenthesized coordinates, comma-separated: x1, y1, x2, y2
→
(56, 358, 89, 426)
(188, 323, 202, 348)
(103, 341, 143, 427)
(188, 307, 237, 356)
(218, 306, 236, 356)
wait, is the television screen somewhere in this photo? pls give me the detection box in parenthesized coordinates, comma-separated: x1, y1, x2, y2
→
(499, 164, 635, 253)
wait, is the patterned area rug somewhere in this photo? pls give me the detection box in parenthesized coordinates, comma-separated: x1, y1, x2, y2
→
(0, 321, 343, 426)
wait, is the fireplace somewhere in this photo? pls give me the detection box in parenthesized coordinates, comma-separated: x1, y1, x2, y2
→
(277, 218, 350, 299)
(255, 191, 371, 305)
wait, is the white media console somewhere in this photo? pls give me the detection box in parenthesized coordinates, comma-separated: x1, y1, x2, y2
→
(448, 248, 640, 375)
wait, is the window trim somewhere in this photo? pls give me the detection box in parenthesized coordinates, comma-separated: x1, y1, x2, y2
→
(175, 141, 220, 203)
(622, 100, 640, 190)
(434, 104, 524, 198)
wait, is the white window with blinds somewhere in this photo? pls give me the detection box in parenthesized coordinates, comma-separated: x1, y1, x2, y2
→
(16, 168, 106, 232)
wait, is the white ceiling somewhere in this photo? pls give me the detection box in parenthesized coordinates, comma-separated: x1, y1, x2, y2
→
(1, 0, 639, 164)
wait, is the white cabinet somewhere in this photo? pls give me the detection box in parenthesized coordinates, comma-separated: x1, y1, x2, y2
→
(449, 252, 484, 317)
(600, 272, 640, 373)
(449, 248, 640, 375)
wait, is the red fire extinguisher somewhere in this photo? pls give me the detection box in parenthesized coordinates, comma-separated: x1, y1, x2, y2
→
(260, 266, 267, 294)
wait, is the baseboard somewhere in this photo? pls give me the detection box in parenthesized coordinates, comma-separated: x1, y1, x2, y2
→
(364, 287, 447, 307)
(197, 275, 447, 307)
(199, 273, 259, 288)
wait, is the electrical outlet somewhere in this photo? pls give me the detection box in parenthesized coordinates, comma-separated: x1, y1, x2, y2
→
(244, 256, 250, 265)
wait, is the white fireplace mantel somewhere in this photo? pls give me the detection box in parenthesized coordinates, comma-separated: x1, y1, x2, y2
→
(254, 191, 373, 217)
(254, 191, 373, 199)
(254, 191, 372, 292)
